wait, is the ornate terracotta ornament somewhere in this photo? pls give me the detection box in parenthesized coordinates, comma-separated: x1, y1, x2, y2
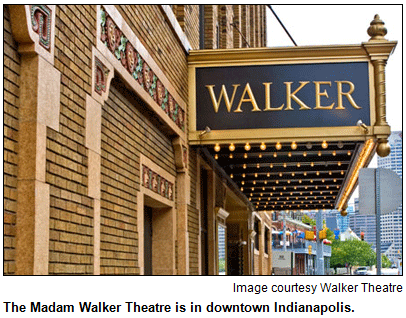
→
(30, 5, 52, 50)
(156, 80, 164, 106)
(100, 6, 185, 131)
(125, 42, 136, 73)
(106, 16, 121, 52)
(94, 57, 110, 95)
(142, 165, 174, 201)
(142, 62, 153, 90)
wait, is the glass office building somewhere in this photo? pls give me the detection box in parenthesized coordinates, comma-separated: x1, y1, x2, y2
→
(378, 131, 402, 262)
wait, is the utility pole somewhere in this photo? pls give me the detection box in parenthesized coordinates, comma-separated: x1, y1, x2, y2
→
(375, 168, 382, 275)
(316, 210, 324, 275)
(282, 211, 287, 251)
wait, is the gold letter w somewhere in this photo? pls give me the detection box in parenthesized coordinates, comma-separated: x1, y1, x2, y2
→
(206, 84, 240, 113)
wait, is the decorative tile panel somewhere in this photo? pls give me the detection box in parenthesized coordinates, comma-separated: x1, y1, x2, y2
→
(94, 57, 110, 95)
(142, 165, 174, 201)
(30, 5, 52, 50)
(100, 6, 185, 131)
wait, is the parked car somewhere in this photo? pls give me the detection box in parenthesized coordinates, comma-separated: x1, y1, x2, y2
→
(354, 267, 368, 275)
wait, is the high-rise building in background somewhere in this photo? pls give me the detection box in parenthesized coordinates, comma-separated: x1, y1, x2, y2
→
(350, 198, 377, 247)
(378, 132, 402, 178)
(377, 131, 402, 262)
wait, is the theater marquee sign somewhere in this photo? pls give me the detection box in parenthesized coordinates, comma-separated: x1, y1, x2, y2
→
(188, 42, 396, 149)
(196, 62, 370, 131)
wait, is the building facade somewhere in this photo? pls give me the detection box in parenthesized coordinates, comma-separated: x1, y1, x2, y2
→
(4, 5, 269, 275)
(4, 5, 398, 276)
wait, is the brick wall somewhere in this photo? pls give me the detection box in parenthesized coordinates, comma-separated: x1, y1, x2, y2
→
(4, 5, 20, 275)
(184, 5, 200, 50)
(218, 5, 234, 49)
(188, 149, 199, 274)
(232, 5, 242, 48)
(100, 79, 176, 274)
(204, 5, 218, 49)
(172, 5, 199, 50)
(47, 5, 97, 274)
(241, 5, 250, 48)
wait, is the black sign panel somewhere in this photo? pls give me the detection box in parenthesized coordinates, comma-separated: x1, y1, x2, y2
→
(195, 62, 370, 131)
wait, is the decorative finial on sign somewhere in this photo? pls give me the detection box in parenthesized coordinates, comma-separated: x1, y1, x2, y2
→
(367, 14, 388, 41)
(377, 138, 391, 157)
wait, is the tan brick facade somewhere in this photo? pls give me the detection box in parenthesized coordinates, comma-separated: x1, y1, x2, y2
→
(4, 4, 267, 275)
(4, 5, 20, 275)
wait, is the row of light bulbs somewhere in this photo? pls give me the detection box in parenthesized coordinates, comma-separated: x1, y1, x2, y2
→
(253, 198, 334, 204)
(242, 185, 338, 192)
(238, 178, 341, 185)
(241, 183, 337, 191)
(215, 150, 351, 160)
(255, 204, 334, 210)
(257, 207, 334, 212)
(249, 191, 337, 198)
(232, 167, 344, 175)
(237, 162, 344, 170)
(214, 140, 337, 153)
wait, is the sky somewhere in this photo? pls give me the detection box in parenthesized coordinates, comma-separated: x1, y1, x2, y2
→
(266, 5, 403, 205)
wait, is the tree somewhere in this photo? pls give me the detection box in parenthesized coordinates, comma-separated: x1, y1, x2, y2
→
(330, 239, 376, 270)
(302, 215, 315, 227)
(382, 255, 391, 268)
(326, 228, 335, 242)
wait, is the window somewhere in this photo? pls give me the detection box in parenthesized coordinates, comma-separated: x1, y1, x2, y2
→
(264, 227, 270, 254)
(254, 218, 260, 250)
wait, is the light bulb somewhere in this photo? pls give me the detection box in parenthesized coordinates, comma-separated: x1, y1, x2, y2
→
(275, 142, 282, 150)
(291, 141, 297, 150)
(322, 140, 328, 149)
(229, 143, 235, 152)
(244, 143, 251, 151)
(260, 142, 266, 151)
(214, 143, 220, 152)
